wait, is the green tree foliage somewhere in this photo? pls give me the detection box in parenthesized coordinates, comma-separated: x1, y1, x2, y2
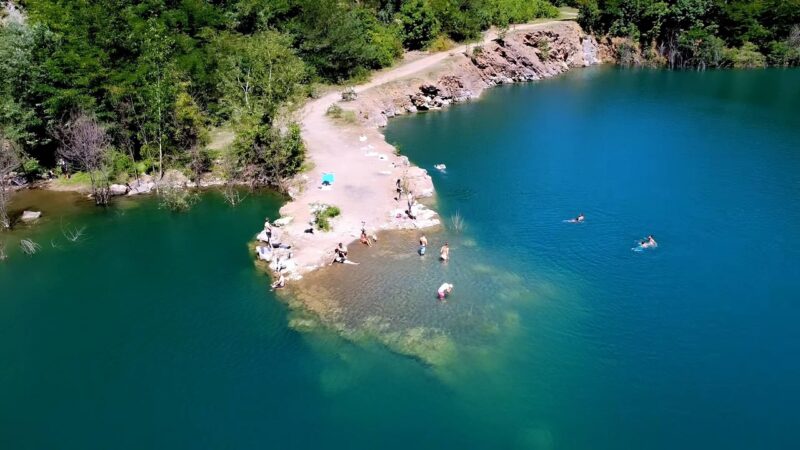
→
(0, 23, 58, 151)
(2, 0, 562, 186)
(288, 0, 403, 81)
(399, 0, 442, 49)
(215, 31, 308, 124)
(578, 0, 800, 68)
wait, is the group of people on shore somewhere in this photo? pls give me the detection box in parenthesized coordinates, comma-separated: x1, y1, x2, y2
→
(256, 217, 294, 291)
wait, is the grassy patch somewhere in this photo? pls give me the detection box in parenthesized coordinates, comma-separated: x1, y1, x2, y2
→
(326, 104, 358, 124)
(52, 172, 92, 187)
(428, 35, 456, 52)
(558, 6, 579, 20)
(314, 205, 341, 231)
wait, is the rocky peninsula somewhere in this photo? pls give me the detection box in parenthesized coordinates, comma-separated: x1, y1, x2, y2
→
(262, 20, 604, 279)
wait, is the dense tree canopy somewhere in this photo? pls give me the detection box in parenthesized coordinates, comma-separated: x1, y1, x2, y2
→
(0, 0, 559, 187)
(578, 0, 800, 68)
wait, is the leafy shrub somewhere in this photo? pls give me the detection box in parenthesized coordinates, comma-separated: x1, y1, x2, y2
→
(20, 156, 43, 178)
(536, 38, 551, 60)
(233, 122, 306, 188)
(724, 42, 767, 68)
(108, 150, 135, 182)
(427, 34, 456, 51)
(369, 23, 404, 67)
(677, 27, 725, 69)
(158, 184, 198, 212)
(430, 0, 485, 41)
(768, 40, 800, 66)
(314, 205, 341, 231)
(399, 0, 441, 50)
(326, 105, 358, 124)
(486, 0, 559, 24)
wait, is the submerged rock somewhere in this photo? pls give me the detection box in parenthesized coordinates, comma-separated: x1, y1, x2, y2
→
(20, 210, 41, 221)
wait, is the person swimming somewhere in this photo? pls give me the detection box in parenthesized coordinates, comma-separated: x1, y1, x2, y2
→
(437, 283, 453, 301)
(640, 235, 657, 249)
(440, 242, 450, 261)
(565, 213, 585, 223)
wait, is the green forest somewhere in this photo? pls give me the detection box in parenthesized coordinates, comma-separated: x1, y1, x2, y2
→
(0, 0, 558, 198)
(2, 0, 799, 209)
(577, 0, 800, 68)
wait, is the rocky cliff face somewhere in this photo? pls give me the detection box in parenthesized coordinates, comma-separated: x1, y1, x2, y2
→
(1, 1, 26, 25)
(351, 21, 605, 128)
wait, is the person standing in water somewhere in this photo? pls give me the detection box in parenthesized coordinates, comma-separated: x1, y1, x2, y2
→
(419, 235, 428, 255)
(437, 283, 453, 301)
(440, 242, 450, 261)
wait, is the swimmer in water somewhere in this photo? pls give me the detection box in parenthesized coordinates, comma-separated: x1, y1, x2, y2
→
(575, 213, 585, 222)
(440, 242, 450, 261)
(437, 283, 453, 301)
(640, 235, 657, 248)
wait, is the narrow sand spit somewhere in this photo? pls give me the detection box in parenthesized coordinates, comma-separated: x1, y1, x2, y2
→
(269, 20, 589, 278)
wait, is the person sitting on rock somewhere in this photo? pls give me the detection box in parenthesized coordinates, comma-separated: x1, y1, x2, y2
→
(360, 228, 373, 247)
(271, 273, 286, 290)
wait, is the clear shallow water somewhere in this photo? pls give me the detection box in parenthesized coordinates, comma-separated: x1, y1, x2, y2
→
(2, 67, 800, 449)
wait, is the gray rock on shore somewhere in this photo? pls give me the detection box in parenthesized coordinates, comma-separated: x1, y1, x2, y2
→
(109, 184, 129, 196)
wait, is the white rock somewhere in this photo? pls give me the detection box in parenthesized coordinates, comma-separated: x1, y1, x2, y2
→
(128, 181, 155, 195)
(109, 184, 129, 196)
(21, 211, 41, 221)
(273, 217, 293, 227)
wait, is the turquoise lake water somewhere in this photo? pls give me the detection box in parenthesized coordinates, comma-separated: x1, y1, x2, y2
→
(2, 67, 800, 449)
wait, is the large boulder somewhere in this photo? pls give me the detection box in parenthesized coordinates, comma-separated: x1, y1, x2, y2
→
(109, 184, 129, 196)
(127, 176, 155, 195)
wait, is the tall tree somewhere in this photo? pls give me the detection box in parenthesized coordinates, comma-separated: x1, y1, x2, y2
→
(216, 31, 308, 125)
(137, 19, 179, 180)
(55, 112, 111, 205)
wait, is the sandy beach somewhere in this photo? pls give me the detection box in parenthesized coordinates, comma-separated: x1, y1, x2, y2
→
(267, 20, 601, 278)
